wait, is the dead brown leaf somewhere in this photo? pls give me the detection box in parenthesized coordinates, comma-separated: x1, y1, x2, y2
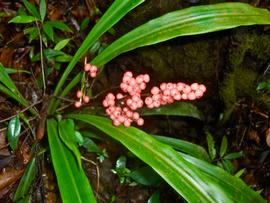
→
(0, 131, 10, 157)
(0, 167, 24, 198)
(266, 128, 270, 147)
(248, 130, 260, 144)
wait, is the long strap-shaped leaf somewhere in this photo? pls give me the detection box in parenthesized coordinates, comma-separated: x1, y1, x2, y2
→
(67, 114, 265, 202)
(48, 0, 145, 114)
(91, 3, 270, 66)
(47, 119, 96, 203)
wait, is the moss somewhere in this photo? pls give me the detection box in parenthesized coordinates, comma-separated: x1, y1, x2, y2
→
(220, 28, 270, 121)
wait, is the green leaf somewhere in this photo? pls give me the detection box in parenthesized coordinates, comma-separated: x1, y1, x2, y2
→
(0, 63, 20, 92)
(82, 137, 103, 155)
(9, 15, 36, 24)
(4, 68, 30, 74)
(54, 54, 72, 62)
(75, 131, 84, 145)
(206, 132, 216, 160)
(80, 18, 90, 31)
(180, 153, 265, 203)
(234, 168, 245, 178)
(224, 152, 244, 160)
(48, 0, 145, 114)
(221, 159, 234, 174)
(58, 119, 81, 168)
(47, 119, 96, 203)
(54, 38, 71, 51)
(91, 3, 270, 67)
(139, 102, 202, 119)
(7, 116, 21, 151)
(220, 136, 228, 157)
(257, 80, 270, 93)
(128, 166, 162, 186)
(24, 27, 39, 42)
(46, 21, 73, 32)
(148, 191, 160, 203)
(13, 158, 36, 202)
(0, 64, 37, 115)
(116, 156, 126, 170)
(68, 114, 265, 203)
(43, 22, 54, 41)
(22, 0, 40, 19)
(154, 135, 210, 162)
(39, 0, 46, 22)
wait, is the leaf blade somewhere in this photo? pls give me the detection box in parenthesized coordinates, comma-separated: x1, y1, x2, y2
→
(39, 0, 46, 22)
(58, 119, 81, 168)
(7, 116, 21, 151)
(9, 15, 36, 24)
(13, 158, 37, 202)
(91, 3, 270, 66)
(22, 0, 41, 19)
(68, 114, 265, 203)
(139, 102, 202, 119)
(47, 119, 96, 203)
(220, 136, 228, 157)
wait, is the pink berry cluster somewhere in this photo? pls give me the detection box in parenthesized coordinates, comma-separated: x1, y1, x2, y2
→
(74, 63, 98, 108)
(84, 63, 98, 78)
(74, 90, 90, 108)
(103, 71, 150, 127)
(145, 82, 206, 108)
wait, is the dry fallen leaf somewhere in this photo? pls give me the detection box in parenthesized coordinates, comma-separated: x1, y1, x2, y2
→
(266, 128, 270, 147)
(0, 167, 24, 198)
(0, 131, 10, 157)
(248, 130, 260, 145)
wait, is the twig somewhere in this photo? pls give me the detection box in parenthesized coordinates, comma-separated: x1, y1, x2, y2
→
(81, 156, 100, 192)
(35, 20, 46, 95)
(0, 100, 43, 123)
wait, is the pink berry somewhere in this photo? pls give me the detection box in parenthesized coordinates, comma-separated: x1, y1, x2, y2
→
(183, 86, 191, 94)
(76, 90, 83, 98)
(116, 93, 124, 99)
(126, 111, 133, 118)
(74, 101, 82, 108)
(145, 97, 153, 105)
(133, 112, 140, 120)
(124, 120, 131, 127)
(84, 64, 91, 71)
(170, 88, 178, 96)
(126, 99, 133, 106)
(113, 119, 121, 126)
(107, 93, 115, 100)
(182, 93, 188, 100)
(195, 90, 203, 98)
(173, 94, 181, 100)
(191, 83, 199, 91)
(153, 101, 161, 108)
(199, 84, 206, 92)
(124, 71, 133, 78)
(163, 89, 170, 96)
(166, 83, 174, 89)
(137, 118, 144, 126)
(151, 87, 160, 95)
(143, 74, 150, 83)
(188, 92, 196, 100)
(83, 96, 90, 103)
(90, 72, 97, 78)
(160, 83, 167, 90)
(136, 76, 144, 83)
(139, 83, 146, 90)
(152, 94, 161, 101)
(90, 65, 97, 72)
(177, 82, 185, 91)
